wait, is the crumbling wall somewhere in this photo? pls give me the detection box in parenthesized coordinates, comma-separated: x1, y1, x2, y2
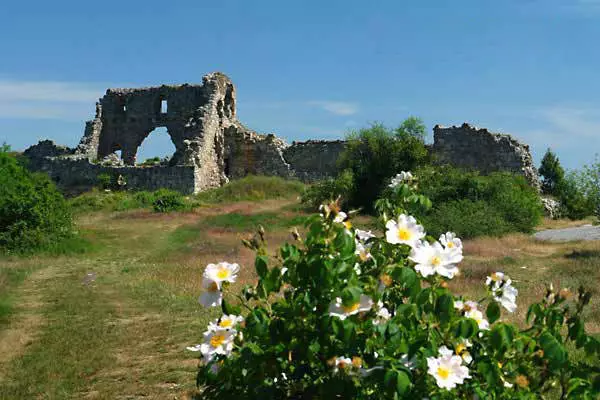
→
(283, 140, 346, 182)
(432, 123, 540, 190)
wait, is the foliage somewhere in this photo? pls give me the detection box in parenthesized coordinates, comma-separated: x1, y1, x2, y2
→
(139, 156, 161, 166)
(328, 120, 429, 212)
(190, 176, 599, 399)
(561, 157, 600, 219)
(413, 166, 543, 238)
(195, 175, 305, 204)
(0, 149, 74, 253)
(539, 149, 565, 196)
(301, 170, 354, 211)
(151, 189, 186, 213)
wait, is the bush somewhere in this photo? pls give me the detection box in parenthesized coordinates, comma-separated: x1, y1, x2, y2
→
(152, 189, 186, 213)
(188, 178, 599, 399)
(337, 120, 428, 211)
(0, 150, 74, 252)
(415, 167, 542, 237)
(301, 170, 354, 211)
(558, 157, 600, 219)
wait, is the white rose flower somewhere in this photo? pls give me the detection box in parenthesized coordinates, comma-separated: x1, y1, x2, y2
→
(385, 214, 425, 248)
(329, 295, 374, 320)
(200, 329, 235, 359)
(439, 232, 463, 252)
(455, 338, 473, 364)
(204, 262, 240, 284)
(355, 229, 375, 242)
(454, 300, 480, 312)
(333, 211, 348, 223)
(409, 241, 462, 279)
(389, 171, 414, 188)
(198, 277, 222, 307)
(486, 272, 518, 313)
(208, 314, 244, 332)
(355, 241, 372, 262)
(465, 309, 490, 330)
(427, 345, 471, 390)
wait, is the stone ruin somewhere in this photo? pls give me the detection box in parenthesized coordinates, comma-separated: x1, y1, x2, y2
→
(24, 73, 540, 194)
(431, 123, 540, 190)
(25, 72, 293, 193)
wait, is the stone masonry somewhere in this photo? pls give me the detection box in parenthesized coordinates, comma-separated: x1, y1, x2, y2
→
(431, 123, 540, 190)
(24, 73, 541, 194)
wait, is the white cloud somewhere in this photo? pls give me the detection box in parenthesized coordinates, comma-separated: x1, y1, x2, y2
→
(307, 101, 359, 116)
(0, 78, 108, 120)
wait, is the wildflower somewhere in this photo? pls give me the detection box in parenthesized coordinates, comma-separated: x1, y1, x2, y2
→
(465, 309, 490, 330)
(333, 356, 352, 373)
(389, 171, 414, 188)
(199, 329, 236, 359)
(208, 314, 244, 331)
(372, 301, 392, 325)
(355, 241, 372, 262)
(204, 262, 240, 285)
(333, 211, 348, 224)
(454, 338, 473, 364)
(439, 232, 463, 252)
(427, 346, 471, 390)
(454, 300, 480, 312)
(355, 229, 375, 242)
(486, 272, 518, 313)
(198, 277, 222, 307)
(385, 214, 425, 248)
(409, 241, 463, 279)
(329, 295, 374, 320)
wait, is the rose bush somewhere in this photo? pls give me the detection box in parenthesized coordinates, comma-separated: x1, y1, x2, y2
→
(188, 172, 600, 399)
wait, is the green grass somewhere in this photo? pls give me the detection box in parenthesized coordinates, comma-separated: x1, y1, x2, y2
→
(199, 211, 308, 231)
(194, 175, 305, 204)
(0, 267, 30, 327)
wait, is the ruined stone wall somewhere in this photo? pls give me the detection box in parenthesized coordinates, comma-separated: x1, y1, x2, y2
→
(431, 123, 540, 190)
(26, 146, 198, 194)
(283, 140, 346, 182)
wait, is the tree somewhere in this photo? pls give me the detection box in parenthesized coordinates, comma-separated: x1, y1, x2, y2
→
(337, 121, 428, 211)
(539, 148, 565, 196)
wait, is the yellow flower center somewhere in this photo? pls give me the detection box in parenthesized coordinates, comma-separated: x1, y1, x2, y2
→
(491, 273, 501, 281)
(219, 319, 233, 328)
(456, 343, 466, 354)
(359, 251, 369, 261)
(352, 357, 362, 368)
(447, 242, 454, 248)
(343, 303, 360, 314)
(207, 281, 219, 292)
(437, 366, 450, 380)
(431, 256, 442, 266)
(216, 267, 230, 280)
(497, 362, 503, 369)
(398, 229, 412, 241)
(210, 334, 226, 348)
(344, 221, 352, 229)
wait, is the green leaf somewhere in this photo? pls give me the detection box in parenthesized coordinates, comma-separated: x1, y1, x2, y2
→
(435, 294, 455, 324)
(540, 331, 567, 370)
(255, 255, 268, 279)
(341, 286, 362, 307)
(391, 266, 417, 288)
(486, 301, 501, 324)
(453, 318, 479, 338)
(221, 298, 241, 315)
(396, 370, 411, 395)
(490, 323, 516, 352)
(567, 378, 590, 397)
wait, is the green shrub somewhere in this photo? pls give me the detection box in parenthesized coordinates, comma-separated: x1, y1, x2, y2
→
(152, 189, 186, 213)
(420, 200, 511, 239)
(195, 175, 305, 204)
(301, 170, 354, 211)
(0, 150, 74, 253)
(414, 167, 542, 237)
(337, 120, 428, 211)
(189, 181, 599, 399)
(557, 176, 595, 220)
(97, 173, 112, 190)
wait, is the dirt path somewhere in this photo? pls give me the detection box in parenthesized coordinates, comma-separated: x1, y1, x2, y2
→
(534, 224, 600, 242)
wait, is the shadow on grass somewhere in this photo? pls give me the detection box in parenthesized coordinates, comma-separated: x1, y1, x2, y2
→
(564, 250, 600, 260)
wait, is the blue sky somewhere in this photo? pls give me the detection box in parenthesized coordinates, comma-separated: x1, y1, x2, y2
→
(1, 0, 600, 168)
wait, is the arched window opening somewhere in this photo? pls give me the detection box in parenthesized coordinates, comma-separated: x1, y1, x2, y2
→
(136, 127, 176, 166)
